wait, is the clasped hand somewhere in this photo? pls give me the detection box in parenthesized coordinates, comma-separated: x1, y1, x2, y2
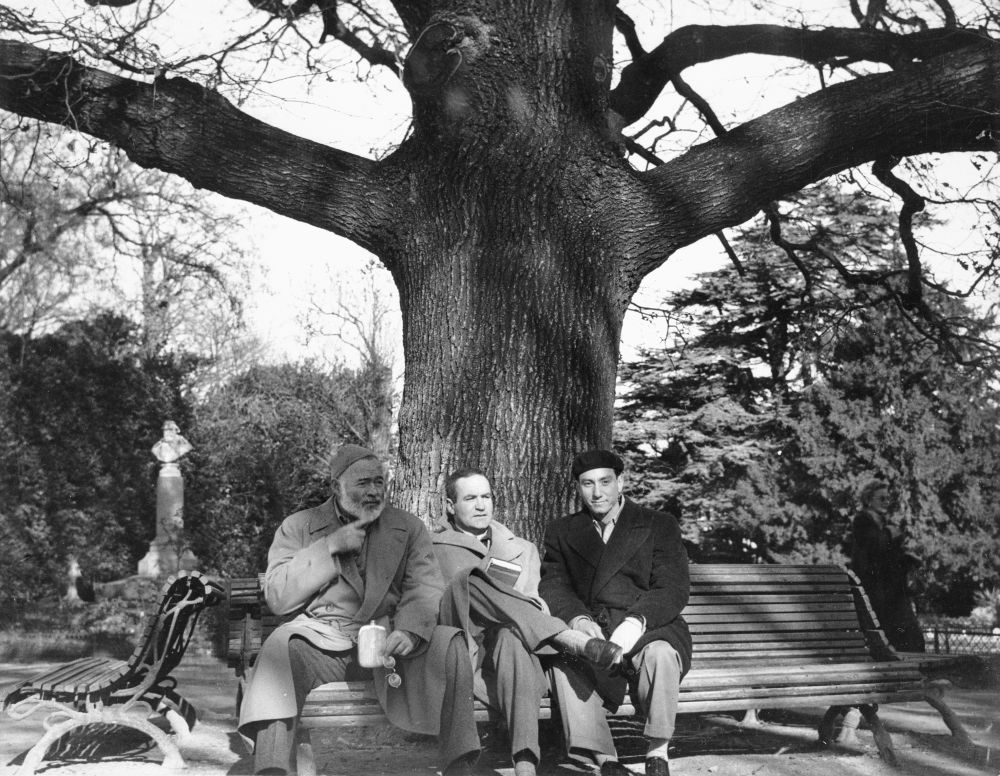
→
(326, 523, 367, 555)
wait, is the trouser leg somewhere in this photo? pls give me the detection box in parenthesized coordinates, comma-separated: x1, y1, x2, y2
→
(465, 576, 567, 650)
(438, 631, 482, 768)
(484, 627, 546, 762)
(547, 659, 616, 760)
(253, 637, 355, 775)
(630, 641, 682, 740)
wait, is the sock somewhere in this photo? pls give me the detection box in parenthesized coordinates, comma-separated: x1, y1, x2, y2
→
(646, 737, 670, 759)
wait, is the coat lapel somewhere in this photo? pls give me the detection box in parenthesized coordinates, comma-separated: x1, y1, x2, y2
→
(356, 509, 408, 624)
(590, 501, 651, 598)
(487, 521, 520, 565)
(308, 498, 365, 597)
(564, 511, 605, 570)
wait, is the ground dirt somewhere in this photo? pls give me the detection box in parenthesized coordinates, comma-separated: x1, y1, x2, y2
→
(1, 658, 997, 776)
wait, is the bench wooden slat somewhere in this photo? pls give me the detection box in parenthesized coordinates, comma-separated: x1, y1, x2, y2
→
(691, 583, 851, 595)
(684, 611, 857, 624)
(695, 649, 872, 662)
(691, 564, 845, 573)
(40, 658, 109, 695)
(687, 618, 863, 633)
(684, 602, 856, 616)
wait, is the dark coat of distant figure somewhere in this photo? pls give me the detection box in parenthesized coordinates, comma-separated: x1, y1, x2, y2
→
(850, 485, 925, 653)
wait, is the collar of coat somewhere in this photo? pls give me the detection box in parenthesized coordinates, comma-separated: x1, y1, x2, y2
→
(565, 499, 658, 590)
(433, 519, 519, 556)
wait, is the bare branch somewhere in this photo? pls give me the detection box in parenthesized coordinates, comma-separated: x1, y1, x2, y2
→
(871, 156, 927, 308)
(0, 40, 395, 258)
(611, 23, 990, 126)
(631, 42, 999, 266)
(614, 8, 645, 59)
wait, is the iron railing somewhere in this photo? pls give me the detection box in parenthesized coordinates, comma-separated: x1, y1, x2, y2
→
(925, 627, 1000, 655)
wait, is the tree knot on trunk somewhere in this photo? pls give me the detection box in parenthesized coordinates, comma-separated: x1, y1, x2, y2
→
(403, 14, 491, 95)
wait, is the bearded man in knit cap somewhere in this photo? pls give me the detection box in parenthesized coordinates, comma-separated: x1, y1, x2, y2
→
(540, 449, 691, 776)
(238, 444, 480, 776)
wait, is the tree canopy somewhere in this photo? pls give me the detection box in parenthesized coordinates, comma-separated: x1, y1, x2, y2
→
(1, 1, 997, 535)
(617, 187, 1000, 611)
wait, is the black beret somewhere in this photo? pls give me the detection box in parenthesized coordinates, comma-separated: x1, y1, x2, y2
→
(571, 449, 624, 479)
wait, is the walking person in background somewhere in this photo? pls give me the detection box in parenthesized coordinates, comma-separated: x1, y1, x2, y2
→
(850, 480, 925, 652)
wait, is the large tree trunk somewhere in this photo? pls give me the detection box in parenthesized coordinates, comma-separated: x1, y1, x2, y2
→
(386, 144, 632, 540)
(379, 4, 633, 536)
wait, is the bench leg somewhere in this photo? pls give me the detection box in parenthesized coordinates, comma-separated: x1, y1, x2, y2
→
(924, 682, 973, 745)
(16, 712, 185, 776)
(818, 705, 848, 746)
(296, 725, 317, 776)
(858, 704, 897, 766)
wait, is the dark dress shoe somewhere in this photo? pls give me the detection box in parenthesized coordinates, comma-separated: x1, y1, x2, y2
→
(442, 754, 478, 775)
(599, 760, 633, 776)
(645, 756, 670, 776)
(583, 638, 623, 670)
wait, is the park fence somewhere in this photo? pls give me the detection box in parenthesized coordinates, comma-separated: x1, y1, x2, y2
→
(925, 626, 1000, 655)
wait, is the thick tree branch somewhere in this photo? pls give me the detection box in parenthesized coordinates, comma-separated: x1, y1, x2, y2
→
(611, 23, 990, 126)
(872, 156, 927, 308)
(0, 40, 395, 258)
(387, 0, 432, 37)
(626, 43, 999, 276)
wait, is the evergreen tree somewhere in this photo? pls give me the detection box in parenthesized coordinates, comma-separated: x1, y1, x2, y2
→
(617, 188, 1000, 610)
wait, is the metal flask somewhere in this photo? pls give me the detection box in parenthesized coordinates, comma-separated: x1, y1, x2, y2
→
(357, 620, 387, 667)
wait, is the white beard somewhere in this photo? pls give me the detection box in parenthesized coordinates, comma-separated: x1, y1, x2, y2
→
(340, 491, 384, 525)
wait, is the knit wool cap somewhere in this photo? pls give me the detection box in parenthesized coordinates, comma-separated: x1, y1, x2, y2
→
(330, 444, 379, 481)
(571, 449, 624, 479)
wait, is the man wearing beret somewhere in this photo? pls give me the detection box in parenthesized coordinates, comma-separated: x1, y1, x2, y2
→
(539, 449, 691, 776)
(238, 444, 480, 776)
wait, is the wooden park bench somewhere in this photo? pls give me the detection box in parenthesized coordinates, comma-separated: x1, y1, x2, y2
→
(226, 564, 972, 774)
(3, 569, 223, 775)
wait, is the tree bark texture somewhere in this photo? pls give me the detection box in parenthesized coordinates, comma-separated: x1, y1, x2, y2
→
(1, 3, 997, 538)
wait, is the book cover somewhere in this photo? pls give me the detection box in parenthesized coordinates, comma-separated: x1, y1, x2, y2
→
(485, 557, 521, 587)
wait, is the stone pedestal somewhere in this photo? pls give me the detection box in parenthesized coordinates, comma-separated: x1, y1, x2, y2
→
(138, 421, 197, 577)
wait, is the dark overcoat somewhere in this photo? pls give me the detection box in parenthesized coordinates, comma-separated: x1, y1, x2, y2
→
(539, 498, 692, 707)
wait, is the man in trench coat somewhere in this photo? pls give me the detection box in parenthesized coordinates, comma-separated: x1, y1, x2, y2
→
(539, 449, 692, 776)
(433, 468, 624, 776)
(237, 444, 480, 776)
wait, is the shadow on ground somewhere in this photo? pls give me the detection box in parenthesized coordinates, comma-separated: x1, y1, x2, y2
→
(2, 659, 998, 776)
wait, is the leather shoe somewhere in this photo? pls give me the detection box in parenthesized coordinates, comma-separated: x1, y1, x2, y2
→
(442, 754, 477, 775)
(645, 756, 670, 776)
(583, 638, 623, 670)
(599, 761, 632, 776)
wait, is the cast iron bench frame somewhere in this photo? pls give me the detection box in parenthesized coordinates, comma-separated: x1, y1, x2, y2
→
(3, 569, 223, 775)
(226, 564, 971, 773)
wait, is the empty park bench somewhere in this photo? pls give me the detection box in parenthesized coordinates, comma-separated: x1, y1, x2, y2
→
(225, 563, 971, 773)
(3, 569, 223, 775)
